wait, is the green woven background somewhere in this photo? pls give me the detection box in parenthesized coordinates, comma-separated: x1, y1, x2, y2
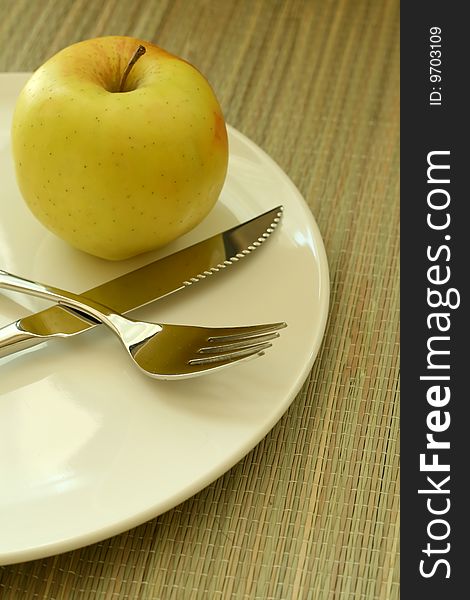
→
(0, 0, 399, 598)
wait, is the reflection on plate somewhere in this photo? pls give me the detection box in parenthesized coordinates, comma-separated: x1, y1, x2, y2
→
(0, 73, 329, 565)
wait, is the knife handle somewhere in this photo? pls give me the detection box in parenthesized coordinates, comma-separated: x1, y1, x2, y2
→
(0, 321, 46, 358)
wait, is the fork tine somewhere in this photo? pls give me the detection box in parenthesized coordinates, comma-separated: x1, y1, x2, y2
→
(207, 322, 287, 343)
(188, 341, 272, 366)
(197, 331, 280, 354)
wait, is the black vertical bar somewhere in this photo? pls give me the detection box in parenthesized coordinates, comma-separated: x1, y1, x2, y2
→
(401, 3, 467, 597)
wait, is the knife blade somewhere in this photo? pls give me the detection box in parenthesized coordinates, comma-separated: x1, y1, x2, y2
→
(0, 206, 283, 359)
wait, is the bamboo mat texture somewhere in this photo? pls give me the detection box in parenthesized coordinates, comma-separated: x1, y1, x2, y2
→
(0, 0, 399, 598)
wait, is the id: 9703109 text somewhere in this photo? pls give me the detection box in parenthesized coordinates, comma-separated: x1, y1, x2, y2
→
(429, 26, 442, 106)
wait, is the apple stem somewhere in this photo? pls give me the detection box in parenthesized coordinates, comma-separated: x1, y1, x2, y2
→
(119, 45, 146, 92)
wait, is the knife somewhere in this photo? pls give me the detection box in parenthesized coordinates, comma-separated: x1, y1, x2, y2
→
(0, 206, 283, 359)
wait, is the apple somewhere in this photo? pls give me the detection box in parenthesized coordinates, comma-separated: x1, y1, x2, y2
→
(11, 36, 228, 260)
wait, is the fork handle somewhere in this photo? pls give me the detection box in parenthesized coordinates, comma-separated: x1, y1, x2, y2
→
(0, 270, 124, 336)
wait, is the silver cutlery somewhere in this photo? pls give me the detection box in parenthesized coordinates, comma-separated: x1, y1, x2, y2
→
(0, 206, 283, 359)
(0, 270, 286, 379)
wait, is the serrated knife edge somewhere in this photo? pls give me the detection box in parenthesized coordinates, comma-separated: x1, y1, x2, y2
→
(182, 206, 283, 285)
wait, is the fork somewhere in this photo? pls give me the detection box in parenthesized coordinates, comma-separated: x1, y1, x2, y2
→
(0, 270, 286, 379)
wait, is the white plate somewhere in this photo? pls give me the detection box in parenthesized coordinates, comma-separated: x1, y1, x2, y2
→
(0, 73, 329, 565)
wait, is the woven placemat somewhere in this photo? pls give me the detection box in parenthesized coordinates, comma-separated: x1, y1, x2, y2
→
(0, 0, 399, 598)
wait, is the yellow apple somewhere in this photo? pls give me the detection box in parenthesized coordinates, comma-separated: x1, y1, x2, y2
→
(11, 36, 228, 260)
